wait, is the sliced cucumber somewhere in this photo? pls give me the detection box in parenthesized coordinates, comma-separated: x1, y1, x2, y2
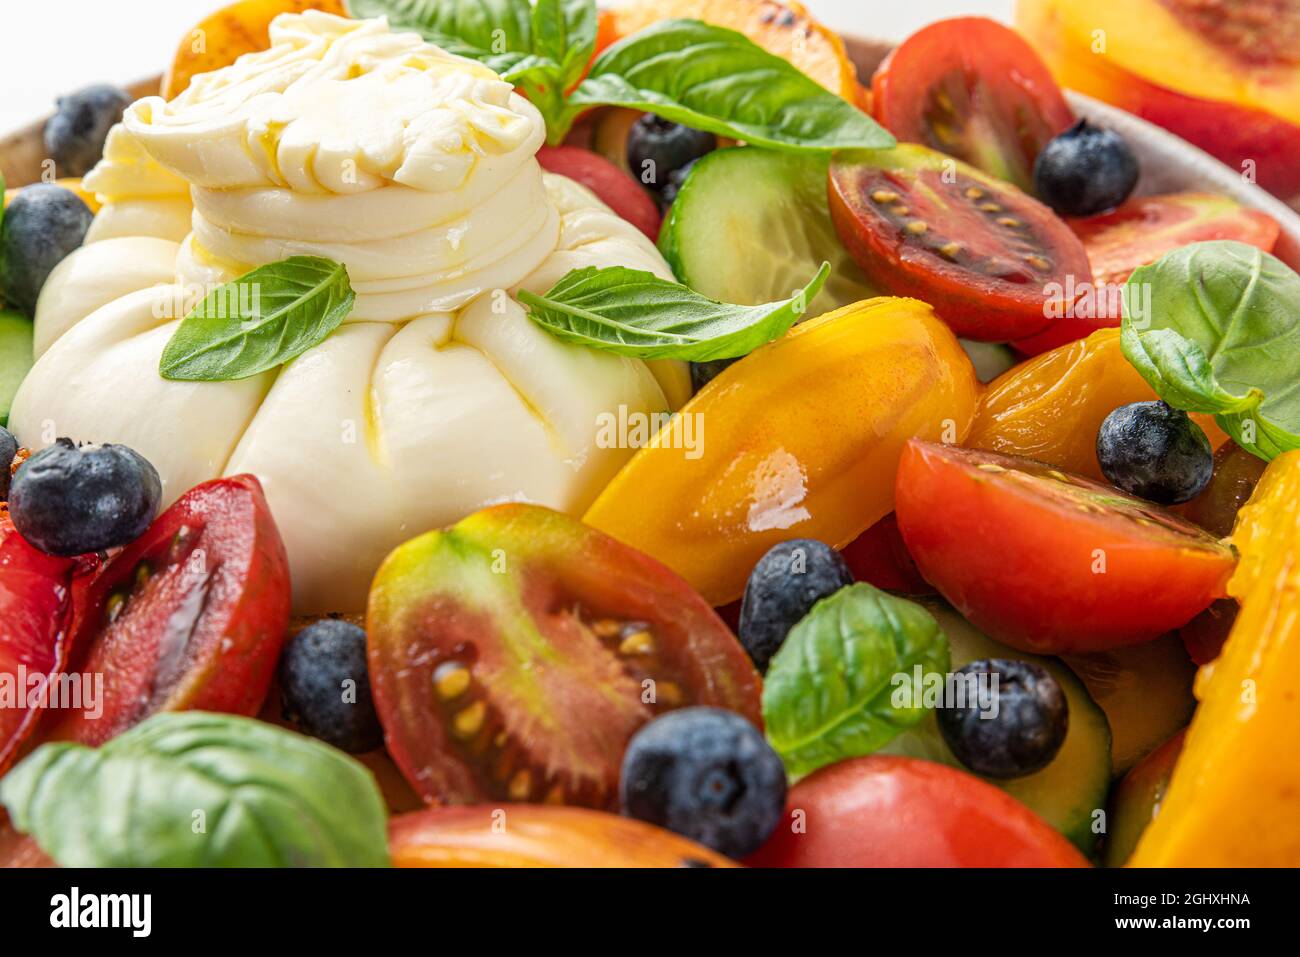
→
(659, 147, 878, 313)
(884, 601, 1112, 853)
(0, 309, 33, 427)
(960, 339, 1019, 383)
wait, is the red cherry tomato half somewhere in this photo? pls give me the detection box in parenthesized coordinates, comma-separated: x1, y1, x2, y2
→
(840, 512, 932, 595)
(829, 144, 1092, 341)
(1013, 193, 1282, 355)
(0, 516, 74, 775)
(747, 755, 1088, 867)
(367, 503, 761, 809)
(894, 440, 1236, 654)
(871, 17, 1074, 192)
(537, 145, 662, 241)
(39, 475, 291, 746)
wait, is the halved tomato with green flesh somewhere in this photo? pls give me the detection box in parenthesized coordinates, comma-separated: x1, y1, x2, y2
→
(894, 440, 1235, 654)
(1013, 193, 1282, 355)
(0, 516, 74, 775)
(40, 475, 291, 746)
(829, 144, 1091, 341)
(871, 17, 1074, 192)
(390, 805, 737, 868)
(537, 145, 661, 241)
(0, 814, 52, 868)
(747, 755, 1088, 867)
(367, 503, 762, 808)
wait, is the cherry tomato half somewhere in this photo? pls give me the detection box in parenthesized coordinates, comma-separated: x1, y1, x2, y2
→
(747, 755, 1088, 867)
(871, 17, 1074, 192)
(537, 145, 662, 241)
(894, 440, 1236, 654)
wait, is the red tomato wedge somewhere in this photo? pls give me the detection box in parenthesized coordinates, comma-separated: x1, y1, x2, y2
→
(747, 755, 1088, 867)
(840, 513, 932, 595)
(537, 145, 662, 241)
(894, 440, 1236, 654)
(1013, 193, 1282, 355)
(829, 144, 1091, 341)
(367, 504, 761, 809)
(0, 516, 74, 775)
(39, 475, 291, 746)
(871, 17, 1074, 192)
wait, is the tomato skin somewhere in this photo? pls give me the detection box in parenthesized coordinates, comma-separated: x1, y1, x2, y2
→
(895, 440, 1236, 654)
(536, 145, 662, 241)
(40, 475, 291, 746)
(747, 755, 1088, 867)
(1013, 194, 1281, 355)
(871, 17, 1074, 192)
(0, 517, 74, 775)
(840, 513, 932, 595)
(390, 805, 738, 868)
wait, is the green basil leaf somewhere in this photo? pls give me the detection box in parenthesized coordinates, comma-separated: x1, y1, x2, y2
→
(0, 712, 390, 867)
(1121, 240, 1300, 460)
(518, 261, 829, 360)
(346, 0, 534, 71)
(762, 583, 951, 779)
(159, 256, 354, 382)
(567, 19, 894, 153)
(530, 0, 597, 89)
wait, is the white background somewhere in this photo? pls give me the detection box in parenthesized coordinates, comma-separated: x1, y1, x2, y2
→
(1, 1, 1011, 132)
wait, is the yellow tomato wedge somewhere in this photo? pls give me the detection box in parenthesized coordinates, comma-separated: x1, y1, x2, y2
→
(583, 297, 979, 606)
(1131, 451, 1300, 866)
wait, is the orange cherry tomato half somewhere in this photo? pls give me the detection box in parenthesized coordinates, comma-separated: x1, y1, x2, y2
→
(747, 755, 1088, 867)
(389, 805, 737, 868)
(894, 440, 1235, 654)
(871, 17, 1074, 192)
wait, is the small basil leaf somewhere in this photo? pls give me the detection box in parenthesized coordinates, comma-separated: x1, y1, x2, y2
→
(159, 256, 354, 382)
(0, 712, 390, 867)
(1121, 240, 1300, 461)
(762, 583, 951, 779)
(568, 19, 894, 153)
(531, 0, 597, 89)
(517, 261, 829, 360)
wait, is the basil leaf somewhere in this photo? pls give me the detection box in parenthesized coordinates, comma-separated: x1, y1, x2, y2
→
(762, 583, 951, 779)
(159, 256, 354, 382)
(347, 0, 534, 73)
(0, 712, 389, 867)
(1121, 240, 1300, 460)
(530, 0, 597, 89)
(518, 261, 829, 360)
(567, 19, 893, 153)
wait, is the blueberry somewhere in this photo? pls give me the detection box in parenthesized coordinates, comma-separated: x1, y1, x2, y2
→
(620, 707, 786, 858)
(626, 115, 715, 194)
(739, 539, 853, 671)
(1097, 400, 1213, 505)
(658, 156, 701, 209)
(937, 658, 1068, 779)
(689, 357, 735, 392)
(0, 427, 16, 501)
(1032, 118, 1139, 217)
(0, 185, 93, 315)
(44, 84, 131, 177)
(8, 438, 161, 555)
(279, 618, 383, 754)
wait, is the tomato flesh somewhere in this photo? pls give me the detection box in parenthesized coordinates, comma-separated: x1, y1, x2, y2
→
(367, 503, 762, 808)
(894, 440, 1236, 653)
(747, 755, 1088, 867)
(40, 475, 291, 746)
(840, 512, 932, 595)
(390, 805, 738, 868)
(537, 145, 662, 241)
(0, 516, 74, 774)
(872, 18, 1073, 192)
(1013, 192, 1282, 355)
(829, 144, 1091, 341)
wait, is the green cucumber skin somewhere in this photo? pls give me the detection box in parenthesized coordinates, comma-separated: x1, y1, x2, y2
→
(0, 309, 34, 427)
(885, 602, 1113, 854)
(658, 147, 878, 312)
